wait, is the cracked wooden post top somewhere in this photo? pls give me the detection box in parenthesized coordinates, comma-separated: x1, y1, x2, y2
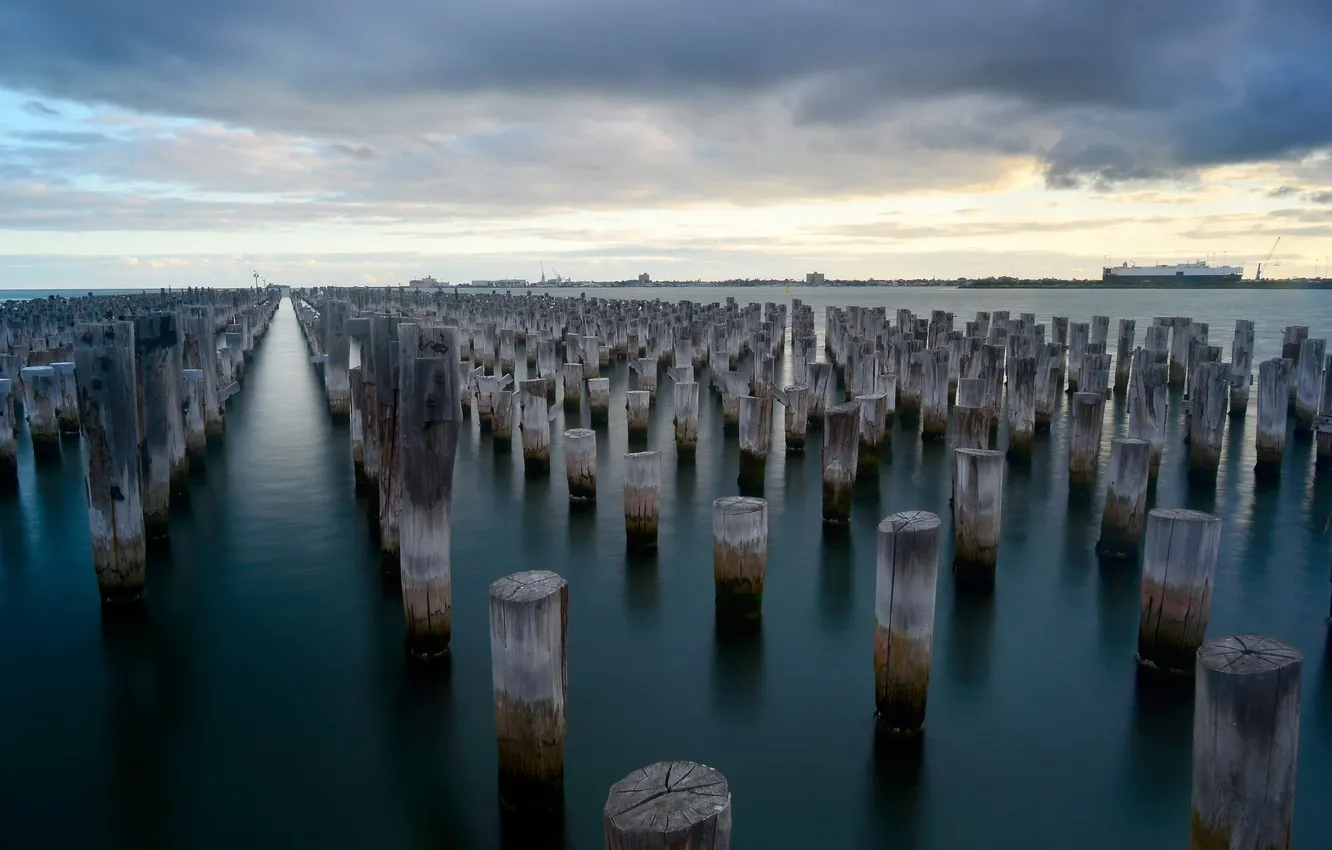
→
(603, 761, 732, 850)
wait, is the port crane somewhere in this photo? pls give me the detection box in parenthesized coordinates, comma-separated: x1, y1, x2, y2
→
(1256, 237, 1281, 280)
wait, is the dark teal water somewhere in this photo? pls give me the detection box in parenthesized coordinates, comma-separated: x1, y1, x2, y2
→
(3, 292, 1332, 849)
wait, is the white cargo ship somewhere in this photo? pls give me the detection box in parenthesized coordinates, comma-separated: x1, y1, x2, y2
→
(1101, 260, 1243, 286)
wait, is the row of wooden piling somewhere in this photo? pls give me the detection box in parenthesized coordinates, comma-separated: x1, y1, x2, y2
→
(0, 289, 279, 602)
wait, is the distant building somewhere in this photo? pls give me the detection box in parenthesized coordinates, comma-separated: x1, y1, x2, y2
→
(806, 272, 825, 285)
(638, 273, 650, 283)
(468, 279, 529, 288)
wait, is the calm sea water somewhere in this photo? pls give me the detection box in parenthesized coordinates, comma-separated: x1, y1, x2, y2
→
(2, 289, 1331, 849)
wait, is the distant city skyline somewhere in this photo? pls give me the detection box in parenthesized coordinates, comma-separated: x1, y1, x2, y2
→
(2, 0, 1331, 289)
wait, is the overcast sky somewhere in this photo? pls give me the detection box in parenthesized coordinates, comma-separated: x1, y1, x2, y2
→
(3, 0, 1332, 288)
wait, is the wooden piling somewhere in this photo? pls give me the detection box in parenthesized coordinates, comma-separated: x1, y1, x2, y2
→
(1034, 343, 1061, 429)
(1113, 319, 1135, 395)
(21, 366, 59, 456)
(856, 393, 888, 474)
(492, 389, 515, 446)
(624, 451, 661, 550)
(74, 322, 146, 604)
(873, 510, 940, 734)
(822, 401, 860, 524)
(489, 570, 568, 811)
(921, 348, 950, 440)
(181, 369, 206, 467)
(1188, 361, 1229, 479)
(953, 448, 1004, 590)
(603, 762, 731, 850)
(397, 323, 461, 659)
(1294, 337, 1325, 430)
(1097, 438, 1150, 558)
(323, 300, 352, 418)
(737, 396, 766, 490)
(625, 390, 651, 439)
(781, 384, 809, 453)
(0, 379, 15, 487)
(51, 361, 80, 434)
(673, 380, 700, 454)
(1229, 320, 1254, 416)
(1006, 355, 1036, 456)
(350, 366, 368, 488)
(134, 314, 186, 538)
(1131, 349, 1168, 477)
(587, 377, 611, 425)
(1137, 508, 1221, 674)
(562, 362, 582, 412)
(1190, 634, 1301, 850)
(1068, 392, 1105, 486)
(519, 379, 551, 475)
(713, 496, 768, 620)
(1281, 325, 1308, 405)
(565, 428, 597, 501)
(1255, 358, 1292, 478)
(1067, 322, 1088, 392)
(807, 361, 833, 424)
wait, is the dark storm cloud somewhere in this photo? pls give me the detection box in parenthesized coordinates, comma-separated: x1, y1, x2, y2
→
(1, 0, 1330, 185)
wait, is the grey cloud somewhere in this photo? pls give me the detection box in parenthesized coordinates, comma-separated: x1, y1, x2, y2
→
(1305, 191, 1332, 204)
(0, 0, 1329, 188)
(329, 143, 377, 160)
(1269, 185, 1299, 197)
(20, 100, 59, 117)
(11, 129, 111, 144)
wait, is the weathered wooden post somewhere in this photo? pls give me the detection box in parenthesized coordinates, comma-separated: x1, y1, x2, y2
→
(134, 314, 186, 538)
(349, 366, 368, 488)
(187, 310, 225, 440)
(921, 348, 950, 440)
(807, 361, 833, 426)
(323, 300, 352, 418)
(562, 362, 583, 412)
(492, 389, 515, 446)
(1097, 438, 1150, 558)
(51, 361, 80, 434)
(1190, 634, 1301, 850)
(735, 395, 766, 490)
(1229, 320, 1254, 416)
(565, 428, 597, 502)
(21, 365, 60, 456)
(625, 390, 651, 439)
(519, 378, 551, 475)
(781, 384, 809, 453)
(1113, 319, 1135, 395)
(1188, 361, 1230, 479)
(500, 328, 518, 376)
(822, 401, 860, 524)
(953, 448, 1004, 590)
(1295, 337, 1325, 431)
(856, 392, 888, 474)
(0, 379, 15, 487)
(1034, 342, 1061, 429)
(1137, 508, 1220, 673)
(673, 380, 700, 454)
(1281, 325, 1307, 405)
(1066, 322, 1088, 392)
(489, 570, 568, 811)
(1255, 358, 1292, 479)
(603, 762, 732, 850)
(181, 368, 206, 467)
(1170, 317, 1195, 388)
(74, 322, 146, 603)
(713, 496, 768, 620)
(587, 377, 611, 425)
(1006, 355, 1036, 456)
(397, 323, 461, 659)
(1128, 348, 1167, 478)
(634, 357, 659, 401)
(874, 510, 940, 734)
(624, 451, 661, 550)
(1068, 391, 1105, 486)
